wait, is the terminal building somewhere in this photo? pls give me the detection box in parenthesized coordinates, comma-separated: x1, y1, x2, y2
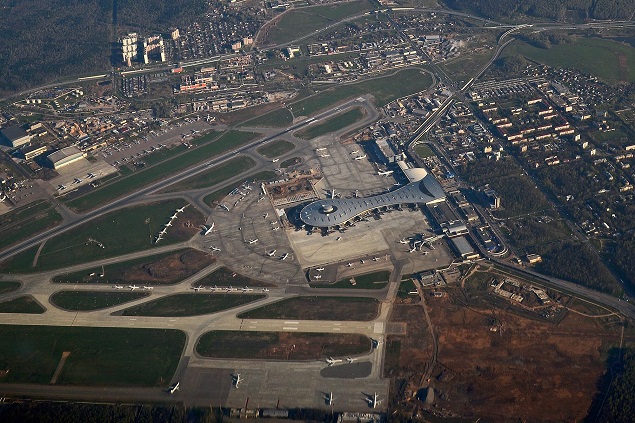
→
(47, 146, 85, 170)
(299, 164, 445, 228)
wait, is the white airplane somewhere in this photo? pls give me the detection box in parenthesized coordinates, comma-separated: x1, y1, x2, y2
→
(192, 286, 205, 292)
(326, 357, 342, 366)
(171, 213, 179, 219)
(129, 285, 140, 291)
(246, 239, 259, 244)
(261, 288, 270, 292)
(164, 222, 173, 227)
(422, 251, 429, 255)
(176, 206, 187, 213)
(319, 154, 330, 158)
(219, 204, 230, 211)
(143, 285, 154, 290)
(58, 185, 66, 190)
(314, 274, 322, 280)
(280, 253, 289, 260)
(155, 235, 164, 243)
(87, 173, 96, 178)
(336, 236, 341, 241)
(203, 223, 215, 235)
(316, 267, 324, 272)
(210, 246, 221, 252)
(347, 357, 357, 363)
(377, 170, 394, 176)
(272, 158, 279, 163)
(399, 238, 410, 244)
(266, 249, 277, 257)
(234, 373, 242, 388)
(315, 147, 326, 151)
(169, 382, 180, 394)
(159, 228, 168, 235)
(326, 391, 334, 405)
(367, 392, 383, 409)
(372, 257, 379, 261)
(113, 285, 124, 289)
(354, 154, 367, 161)
(351, 150, 359, 155)
(346, 263, 353, 267)
(408, 247, 416, 253)
(263, 213, 268, 219)
(74, 178, 83, 184)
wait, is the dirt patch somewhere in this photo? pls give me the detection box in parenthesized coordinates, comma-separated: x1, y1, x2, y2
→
(121, 250, 214, 284)
(617, 52, 629, 82)
(384, 289, 628, 421)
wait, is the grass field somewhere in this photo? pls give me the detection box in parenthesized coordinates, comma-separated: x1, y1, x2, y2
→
(415, 144, 436, 158)
(65, 131, 261, 212)
(295, 107, 365, 139)
(161, 156, 256, 193)
(0, 295, 45, 314)
(262, 1, 374, 45)
(121, 293, 265, 317)
(0, 200, 63, 250)
(397, 279, 418, 299)
(257, 140, 295, 158)
(0, 200, 202, 273)
(241, 108, 294, 128)
(50, 291, 149, 311)
(288, 68, 433, 116)
(0, 325, 185, 386)
(312, 270, 391, 289)
(196, 331, 371, 360)
(502, 37, 635, 83)
(237, 296, 379, 321)
(51, 249, 212, 285)
(0, 281, 21, 295)
(196, 267, 277, 288)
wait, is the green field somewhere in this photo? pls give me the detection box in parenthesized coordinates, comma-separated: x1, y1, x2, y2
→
(50, 291, 149, 311)
(237, 296, 379, 321)
(312, 270, 391, 289)
(0, 295, 45, 314)
(0, 200, 201, 273)
(195, 266, 277, 288)
(503, 37, 635, 83)
(0, 281, 21, 295)
(397, 279, 418, 299)
(51, 249, 212, 285)
(121, 293, 266, 317)
(296, 107, 365, 139)
(288, 68, 433, 116)
(162, 156, 256, 193)
(196, 331, 371, 360)
(257, 140, 295, 158)
(0, 200, 63, 250)
(263, 1, 374, 45)
(415, 144, 436, 158)
(242, 108, 294, 128)
(0, 325, 185, 386)
(65, 130, 260, 212)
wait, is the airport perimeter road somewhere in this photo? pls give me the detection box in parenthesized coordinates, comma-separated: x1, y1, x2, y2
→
(0, 97, 379, 263)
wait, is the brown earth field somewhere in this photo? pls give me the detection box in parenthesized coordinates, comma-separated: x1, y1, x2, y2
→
(195, 266, 277, 288)
(196, 330, 371, 360)
(385, 289, 635, 422)
(53, 250, 215, 285)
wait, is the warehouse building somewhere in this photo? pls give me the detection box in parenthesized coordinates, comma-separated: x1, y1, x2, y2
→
(1, 126, 32, 148)
(47, 146, 85, 170)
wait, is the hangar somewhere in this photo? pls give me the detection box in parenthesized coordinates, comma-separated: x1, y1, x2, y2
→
(299, 166, 444, 228)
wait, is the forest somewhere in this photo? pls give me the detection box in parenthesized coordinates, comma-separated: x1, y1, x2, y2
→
(443, 0, 635, 21)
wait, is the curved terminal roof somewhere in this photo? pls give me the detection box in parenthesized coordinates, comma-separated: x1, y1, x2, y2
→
(300, 170, 445, 228)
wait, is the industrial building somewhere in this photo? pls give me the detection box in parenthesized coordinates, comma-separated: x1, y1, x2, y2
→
(448, 236, 479, 260)
(299, 166, 444, 228)
(21, 145, 48, 161)
(47, 146, 85, 170)
(1, 126, 32, 148)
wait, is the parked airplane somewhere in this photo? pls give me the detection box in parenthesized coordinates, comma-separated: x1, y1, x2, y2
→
(233, 373, 242, 388)
(169, 382, 180, 394)
(142, 285, 153, 290)
(129, 285, 140, 291)
(164, 222, 173, 227)
(354, 154, 367, 160)
(219, 204, 230, 211)
(87, 173, 96, 178)
(316, 267, 324, 272)
(325, 357, 342, 366)
(347, 357, 357, 363)
(314, 274, 322, 280)
(351, 150, 359, 155)
(171, 213, 179, 219)
(272, 158, 279, 163)
(346, 263, 353, 267)
(315, 147, 326, 151)
(57, 185, 66, 190)
(203, 222, 215, 235)
(192, 286, 205, 292)
(113, 285, 124, 289)
(210, 246, 221, 252)
(246, 239, 259, 244)
(325, 392, 334, 406)
(266, 249, 277, 257)
(319, 154, 331, 158)
(176, 206, 187, 213)
(367, 392, 383, 409)
(377, 170, 394, 176)
(399, 238, 410, 244)
(280, 253, 289, 260)
(73, 178, 83, 184)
